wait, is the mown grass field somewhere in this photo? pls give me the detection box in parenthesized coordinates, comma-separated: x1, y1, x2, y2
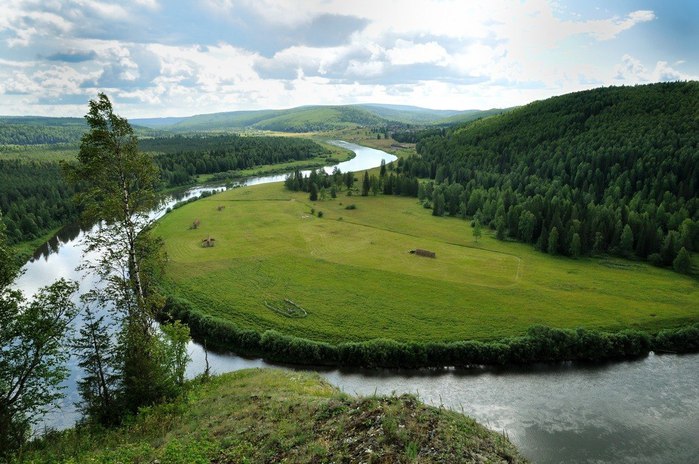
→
(154, 182, 699, 344)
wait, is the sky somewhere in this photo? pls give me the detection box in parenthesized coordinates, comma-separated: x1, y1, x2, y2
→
(0, 0, 697, 118)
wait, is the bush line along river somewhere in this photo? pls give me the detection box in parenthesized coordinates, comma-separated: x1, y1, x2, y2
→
(16, 141, 699, 464)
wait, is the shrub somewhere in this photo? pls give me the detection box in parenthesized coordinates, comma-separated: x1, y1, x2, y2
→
(161, 297, 699, 368)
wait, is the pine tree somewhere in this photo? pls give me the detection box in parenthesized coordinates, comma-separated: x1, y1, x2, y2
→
(74, 305, 119, 425)
(361, 171, 370, 196)
(570, 232, 581, 258)
(673, 247, 691, 274)
(473, 218, 482, 243)
(496, 218, 506, 241)
(620, 224, 634, 256)
(548, 226, 559, 255)
(536, 225, 549, 252)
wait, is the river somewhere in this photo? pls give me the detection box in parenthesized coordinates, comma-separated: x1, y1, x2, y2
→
(15, 141, 699, 463)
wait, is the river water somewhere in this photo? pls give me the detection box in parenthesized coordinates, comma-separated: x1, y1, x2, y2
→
(15, 141, 698, 463)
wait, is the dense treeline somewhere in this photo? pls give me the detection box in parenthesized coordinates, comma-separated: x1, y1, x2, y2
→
(0, 117, 161, 145)
(0, 160, 81, 244)
(1, 134, 331, 245)
(142, 135, 329, 186)
(392, 128, 445, 143)
(397, 82, 699, 271)
(0, 117, 87, 145)
(165, 296, 699, 368)
(284, 162, 419, 199)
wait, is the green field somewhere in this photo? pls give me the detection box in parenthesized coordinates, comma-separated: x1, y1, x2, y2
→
(154, 182, 699, 344)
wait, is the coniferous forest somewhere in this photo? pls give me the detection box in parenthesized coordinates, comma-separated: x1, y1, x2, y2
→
(395, 82, 699, 270)
(143, 134, 329, 186)
(0, 135, 329, 244)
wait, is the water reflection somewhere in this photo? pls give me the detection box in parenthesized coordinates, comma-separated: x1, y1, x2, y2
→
(30, 223, 83, 262)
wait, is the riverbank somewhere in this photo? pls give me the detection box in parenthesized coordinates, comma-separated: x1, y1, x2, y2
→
(165, 295, 699, 367)
(19, 369, 527, 463)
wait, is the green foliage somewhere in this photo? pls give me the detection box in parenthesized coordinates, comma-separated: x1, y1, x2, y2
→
(673, 247, 692, 274)
(69, 94, 191, 426)
(547, 227, 559, 255)
(309, 183, 318, 201)
(0, 116, 159, 146)
(570, 233, 582, 258)
(141, 134, 328, 187)
(472, 218, 482, 242)
(67, 93, 159, 226)
(0, 213, 79, 458)
(166, 296, 699, 368)
(0, 160, 81, 244)
(0, 275, 78, 459)
(160, 321, 191, 388)
(0, 117, 88, 145)
(620, 224, 634, 256)
(361, 171, 370, 196)
(73, 305, 120, 426)
(397, 82, 699, 271)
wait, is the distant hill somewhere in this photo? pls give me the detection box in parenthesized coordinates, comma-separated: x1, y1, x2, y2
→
(132, 104, 508, 132)
(433, 107, 513, 125)
(0, 116, 160, 145)
(1, 105, 510, 142)
(356, 104, 462, 124)
(0, 116, 87, 145)
(129, 116, 189, 128)
(141, 106, 384, 132)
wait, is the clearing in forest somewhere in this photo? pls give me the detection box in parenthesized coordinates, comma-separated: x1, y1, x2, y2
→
(154, 182, 699, 344)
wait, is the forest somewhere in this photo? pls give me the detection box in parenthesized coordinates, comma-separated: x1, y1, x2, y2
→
(0, 117, 87, 145)
(0, 134, 329, 244)
(0, 160, 81, 244)
(393, 82, 699, 271)
(0, 116, 160, 145)
(143, 134, 329, 186)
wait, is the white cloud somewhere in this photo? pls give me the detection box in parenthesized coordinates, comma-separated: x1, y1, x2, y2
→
(346, 60, 384, 77)
(614, 54, 698, 83)
(0, 0, 680, 117)
(131, 0, 159, 10)
(385, 40, 449, 66)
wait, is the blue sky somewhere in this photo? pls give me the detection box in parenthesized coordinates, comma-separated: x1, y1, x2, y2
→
(0, 0, 696, 117)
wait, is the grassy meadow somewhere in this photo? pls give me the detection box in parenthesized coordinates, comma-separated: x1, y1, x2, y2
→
(154, 182, 699, 344)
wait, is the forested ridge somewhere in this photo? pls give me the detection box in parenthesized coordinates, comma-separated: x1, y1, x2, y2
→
(0, 117, 86, 145)
(396, 82, 699, 271)
(0, 134, 329, 244)
(0, 116, 162, 145)
(143, 134, 329, 186)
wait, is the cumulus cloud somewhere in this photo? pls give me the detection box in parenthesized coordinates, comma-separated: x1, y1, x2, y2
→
(1, 0, 691, 117)
(386, 40, 449, 66)
(614, 54, 698, 83)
